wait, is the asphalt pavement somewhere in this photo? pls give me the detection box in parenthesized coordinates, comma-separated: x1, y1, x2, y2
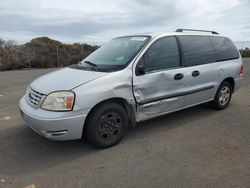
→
(0, 59, 250, 188)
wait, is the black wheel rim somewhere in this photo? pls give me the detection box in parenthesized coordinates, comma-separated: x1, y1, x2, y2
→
(98, 112, 122, 142)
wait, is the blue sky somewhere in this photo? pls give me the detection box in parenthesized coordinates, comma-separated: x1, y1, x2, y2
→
(0, 0, 249, 43)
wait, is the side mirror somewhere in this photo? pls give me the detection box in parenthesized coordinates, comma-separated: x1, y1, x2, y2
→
(135, 56, 145, 76)
(137, 65, 145, 75)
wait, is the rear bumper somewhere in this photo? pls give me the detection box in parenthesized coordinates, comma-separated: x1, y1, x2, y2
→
(19, 96, 87, 141)
(234, 77, 242, 92)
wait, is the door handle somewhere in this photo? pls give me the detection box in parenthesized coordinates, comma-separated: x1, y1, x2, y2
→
(174, 73, 184, 80)
(192, 70, 200, 77)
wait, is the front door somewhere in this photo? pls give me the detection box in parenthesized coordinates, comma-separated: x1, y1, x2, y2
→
(132, 36, 187, 120)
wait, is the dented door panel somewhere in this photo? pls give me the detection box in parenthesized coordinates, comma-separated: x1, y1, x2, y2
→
(133, 68, 187, 119)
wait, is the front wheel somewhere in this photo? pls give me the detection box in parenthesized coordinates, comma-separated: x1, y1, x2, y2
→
(210, 81, 232, 110)
(85, 102, 128, 148)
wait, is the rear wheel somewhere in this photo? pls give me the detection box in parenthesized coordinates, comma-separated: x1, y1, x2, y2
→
(85, 102, 128, 148)
(210, 81, 232, 110)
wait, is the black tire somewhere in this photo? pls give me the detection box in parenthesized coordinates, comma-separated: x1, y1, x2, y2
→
(85, 102, 128, 148)
(210, 81, 232, 110)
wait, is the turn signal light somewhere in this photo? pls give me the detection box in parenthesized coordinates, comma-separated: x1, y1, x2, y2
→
(66, 97, 74, 109)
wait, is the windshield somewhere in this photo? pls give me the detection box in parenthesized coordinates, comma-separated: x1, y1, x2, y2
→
(79, 36, 151, 71)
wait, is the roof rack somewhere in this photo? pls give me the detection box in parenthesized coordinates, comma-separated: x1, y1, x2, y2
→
(176, 29, 219, 35)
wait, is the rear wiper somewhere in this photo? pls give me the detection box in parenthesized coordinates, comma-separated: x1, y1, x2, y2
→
(83, 60, 98, 68)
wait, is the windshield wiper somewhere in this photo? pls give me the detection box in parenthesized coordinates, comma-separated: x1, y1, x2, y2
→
(78, 60, 99, 71)
(83, 60, 98, 68)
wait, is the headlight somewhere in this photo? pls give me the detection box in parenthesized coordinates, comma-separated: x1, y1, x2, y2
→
(41, 91, 75, 111)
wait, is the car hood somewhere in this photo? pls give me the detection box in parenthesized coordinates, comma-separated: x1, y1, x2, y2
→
(30, 67, 108, 95)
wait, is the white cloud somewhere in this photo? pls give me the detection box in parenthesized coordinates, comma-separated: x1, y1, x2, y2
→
(0, 0, 249, 43)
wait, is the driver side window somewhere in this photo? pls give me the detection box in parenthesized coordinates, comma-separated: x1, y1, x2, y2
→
(144, 37, 180, 72)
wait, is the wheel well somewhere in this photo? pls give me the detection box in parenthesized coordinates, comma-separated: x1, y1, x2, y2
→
(223, 77, 235, 92)
(82, 98, 136, 137)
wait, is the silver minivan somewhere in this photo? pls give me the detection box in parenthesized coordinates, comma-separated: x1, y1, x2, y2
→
(19, 29, 243, 148)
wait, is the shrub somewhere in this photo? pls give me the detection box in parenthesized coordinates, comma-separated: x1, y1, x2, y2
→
(0, 37, 99, 71)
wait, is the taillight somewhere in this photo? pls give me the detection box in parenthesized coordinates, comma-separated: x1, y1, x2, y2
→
(240, 65, 243, 77)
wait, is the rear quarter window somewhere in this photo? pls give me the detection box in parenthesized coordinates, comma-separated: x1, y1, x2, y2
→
(178, 36, 216, 67)
(210, 36, 239, 62)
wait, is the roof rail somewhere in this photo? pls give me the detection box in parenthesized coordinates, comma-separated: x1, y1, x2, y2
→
(176, 28, 219, 35)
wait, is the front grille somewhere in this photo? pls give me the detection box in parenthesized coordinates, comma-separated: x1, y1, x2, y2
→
(27, 87, 45, 106)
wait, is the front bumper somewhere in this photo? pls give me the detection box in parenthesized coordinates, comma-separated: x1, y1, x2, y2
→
(19, 96, 88, 141)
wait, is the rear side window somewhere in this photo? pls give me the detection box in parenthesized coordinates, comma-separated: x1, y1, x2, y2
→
(210, 37, 239, 62)
(178, 36, 215, 67)
(144, 37, 180, 72)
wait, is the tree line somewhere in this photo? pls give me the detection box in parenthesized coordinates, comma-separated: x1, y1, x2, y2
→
(0, 37, 99, 71)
